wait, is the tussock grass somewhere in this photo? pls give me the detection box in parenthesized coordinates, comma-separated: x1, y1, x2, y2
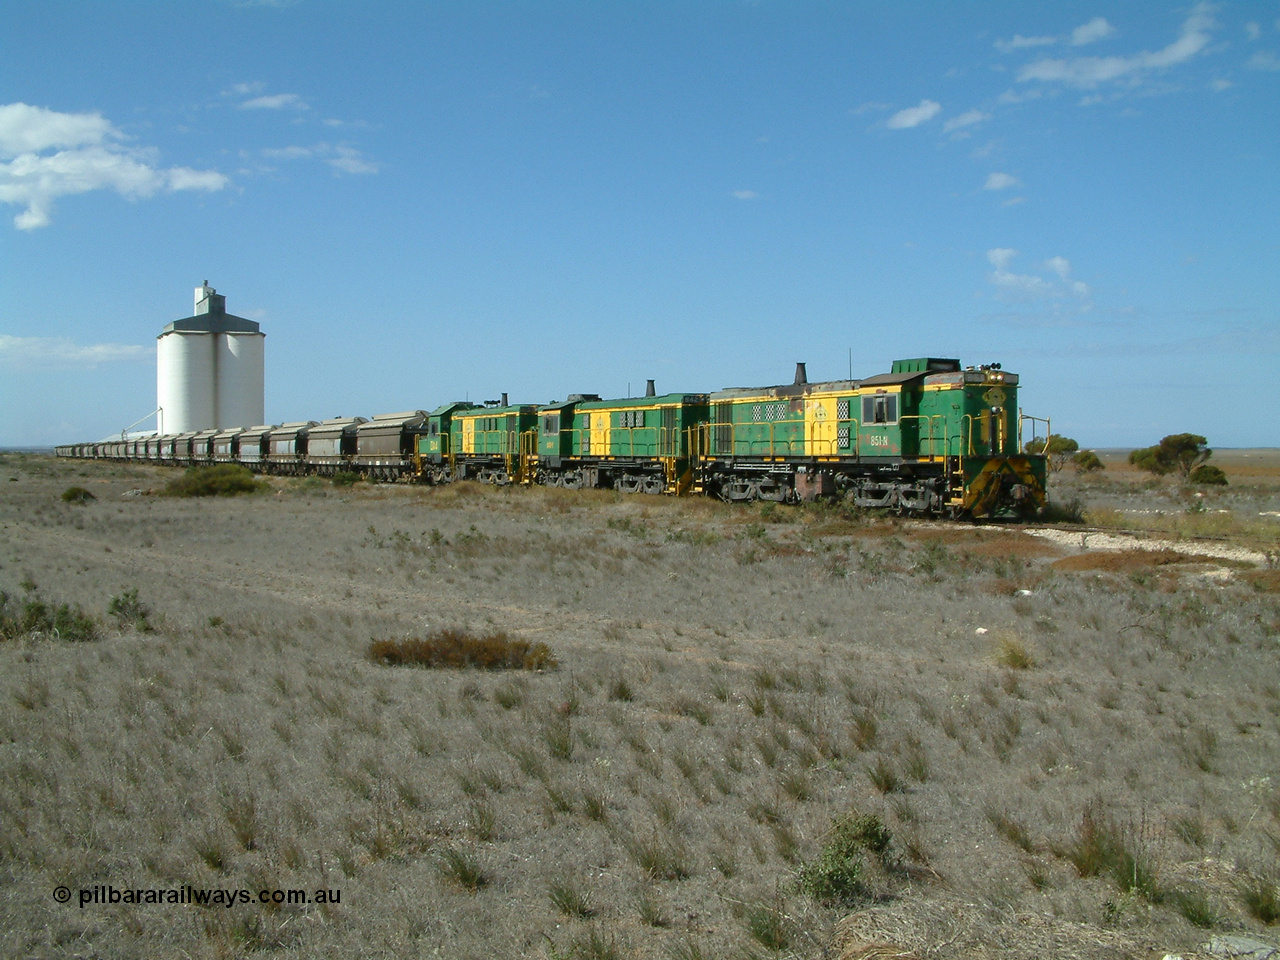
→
(549, 876, 597, 918)
(1058, 802, 1161, 901)
(368, 628, 556, 670)
(1237, 868, 1280, 924)
(993, 631, 1034, 670)
(437, 847, 488, 892)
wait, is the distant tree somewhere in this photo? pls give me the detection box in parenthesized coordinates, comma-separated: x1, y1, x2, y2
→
(1025, 434, 1079, 473)
(1072, 450, 1104, 473)
(1128, 434, 1212, 479)
(1188, 464, 1227, 486)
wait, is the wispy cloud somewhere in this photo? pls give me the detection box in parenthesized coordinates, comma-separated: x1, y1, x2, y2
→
(1071, 17, 1116, 46)
(983, 172, 1019, 191)
(0, 102, 228, 230)
(259, 142, 378, 175)
(886, 99, 941, 129)
(1017, 3, 1216, 88)
(943, 109, 990, 134)
(731, 190, 758, 201)
(239, 92, 308, 110)
(987, 248, 1089, 301)
(1247, 50, 1280, 71)
(995, 34, 1057, 53)
(0, 334, 148, 367)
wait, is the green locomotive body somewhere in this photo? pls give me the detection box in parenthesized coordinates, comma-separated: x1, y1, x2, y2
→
(697, 359, 1045, 517)
(535, 391, 710, 494)
(421, 401, 540, 485)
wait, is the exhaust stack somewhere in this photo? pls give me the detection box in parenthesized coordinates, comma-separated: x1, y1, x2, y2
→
(645, 379, 656, 397)
(794, 362, 807, 385)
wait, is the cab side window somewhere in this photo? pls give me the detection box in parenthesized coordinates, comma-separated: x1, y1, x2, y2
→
(861, 393, 898, 425)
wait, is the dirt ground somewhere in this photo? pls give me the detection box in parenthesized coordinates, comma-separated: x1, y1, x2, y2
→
(1, 453, 1278, 959)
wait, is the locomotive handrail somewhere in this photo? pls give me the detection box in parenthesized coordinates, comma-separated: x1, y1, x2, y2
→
(1019, 414, 1051, 455)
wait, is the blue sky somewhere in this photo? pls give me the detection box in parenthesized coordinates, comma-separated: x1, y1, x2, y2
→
(2, 1, 1277, 448)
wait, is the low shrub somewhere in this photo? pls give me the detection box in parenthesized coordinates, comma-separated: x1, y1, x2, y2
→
(797, 810, 891, 905)
(1188, 464, 1228, 486)
(1041, 497, 1085, 524)
(164, 464, 266, 497)
(108, 588, 154, 633)
(331, 470, 360, 487)
(61, 485, 95, 504)
(368, 628, 556, 671)
(0, 589, 97, 642)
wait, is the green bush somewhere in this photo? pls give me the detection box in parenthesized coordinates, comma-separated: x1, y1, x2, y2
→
(1188, 464, 1227, 486)
(164, 464, 266, 497)
(1072, 450, 1104, 473)
(61, 485, 96, 503)
(797, 810, 891, 905)
(0, 589, 97, 642)
(1025, 435, 1079, 473)
(108, 588, 154, 633)
(331, 470, 361, 487)
(1129, 434, 1212, 479)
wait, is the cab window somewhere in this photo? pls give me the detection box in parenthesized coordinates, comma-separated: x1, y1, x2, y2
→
(862, 393, 898, 425)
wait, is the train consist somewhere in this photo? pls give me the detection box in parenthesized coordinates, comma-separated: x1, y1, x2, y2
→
(56, 358, 1048, 518)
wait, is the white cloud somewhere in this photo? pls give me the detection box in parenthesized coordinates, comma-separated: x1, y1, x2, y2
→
(996, 34, 1058, 53)
(943, 109, 990, 133)
(983, 172, 1019, 191)
(1246, 22, 1261, 42)
(239, 93, 307, 110)
(1247, 51, 1280, 71)
(0, 102, 228, 229)
(886, 99, 941, 129)
(0, 334, 148, 367)
(1018, 3, 1216, 88)
(262, 145, 314, 160)
(731, 190, 758, 200)
(1071, 17, 1116, 46)
(0, 102, 117, 154)
(1211, 77, 1234, 91)
(327, 144, 377, 175)
(259, 142, 377, 175)
(986, 248, 1090, 300)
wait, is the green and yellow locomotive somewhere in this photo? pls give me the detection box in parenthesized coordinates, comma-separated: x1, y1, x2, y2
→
(695, 358, 1045, 518)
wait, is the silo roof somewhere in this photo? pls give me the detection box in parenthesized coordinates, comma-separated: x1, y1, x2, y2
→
(159, 313, 261, 335)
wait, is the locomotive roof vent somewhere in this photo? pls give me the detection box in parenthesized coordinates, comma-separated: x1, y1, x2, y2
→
(645, 379, 655, 397)
(484, 399, 500, 407)
(794, 362, 807, 385)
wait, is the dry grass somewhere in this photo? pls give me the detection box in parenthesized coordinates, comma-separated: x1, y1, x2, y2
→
(1, 452, 1278, 959)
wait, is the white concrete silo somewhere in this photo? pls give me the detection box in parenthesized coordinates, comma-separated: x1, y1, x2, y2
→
(156, 283, 265, 434)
